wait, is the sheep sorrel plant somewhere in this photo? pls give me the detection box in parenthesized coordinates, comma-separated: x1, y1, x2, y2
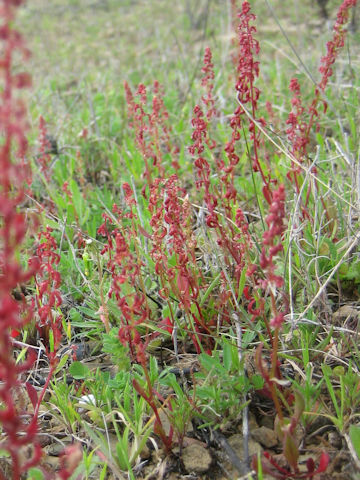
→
(2, 0, 359, 477)
(285, 0, 358, 208)
(227, 0, 356, 478)
(0, 1, 45, 477)
(0, 1, 81, 478)
(99, 0, 358, 475)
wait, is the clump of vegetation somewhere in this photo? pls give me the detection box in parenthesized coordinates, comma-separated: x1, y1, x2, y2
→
(1, 0, 360, 479)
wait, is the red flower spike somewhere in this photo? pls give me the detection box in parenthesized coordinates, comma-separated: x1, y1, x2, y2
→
(0, 1, 76, 476)
(124, 80, 179, 193)
(286, 0, 356, 202)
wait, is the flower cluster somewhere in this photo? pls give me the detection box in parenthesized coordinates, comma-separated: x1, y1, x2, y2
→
(98, 185, 173, 449)
(286, 79, 308, 167)
(37, 116, 52, 180)
(124, 82, 155, 193)
(261, 185, 286, 287)
(286, 0, 357, 197)
(149, 177, 193, 290)
(98, 188, 150, 364)
(33, 226, 63, 362)
(189, 105, 213, 198)
(152, 80, 180, 170)
(318, 0, 357, 91)
(148, 175, 216, 351)
(258, 184, 287, 329)
(0, 1, 43, 476)
(0, 2, 80, 477)
(201, 47, 218, 121)
(224, 1, 269, 202)
(189, 45, 254, 323)
(189, 48, 219, 224)
(124, 80, 179, 196)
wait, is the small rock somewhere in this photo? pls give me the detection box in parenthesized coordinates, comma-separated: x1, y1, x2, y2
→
(43, 454, 59, 470)
(258, 414, 275, 429)
(182, 443, 212, 474)
(221, 435, 262, 478)
(251, 426, 278, 448)
(47, 443, 65, 456)
(248, 412, 259, 430)
(228, 433, 262, 457)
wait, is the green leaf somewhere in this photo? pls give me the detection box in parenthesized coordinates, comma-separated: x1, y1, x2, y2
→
(222, 341, 233, 372)
(350, 425, 360, 460)
(251, 374, 265, 390)
(69, 361, 90, 379)
(99, 463, 108, 480)
(69, 308, 82, 322)
(55, 354, 69, 375)
(49, 328, 54, 353)
(26, 468, 44, 480)
(237, 268, 246, 299)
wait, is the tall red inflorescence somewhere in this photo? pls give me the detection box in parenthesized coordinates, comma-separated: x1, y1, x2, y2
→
(37, 115, 52, 180)
(98, 187, 151, 364)
(318, 0, 357, 92)
(0, 1, 80, 478)
(260, 184, 287, 329)
(224, 1, 270, 203)
(124, 80, 179, 197)
(201, 47, 218, 122)
(33, 226, 64, 362)
(0, 1, 43, 477)
(286, 0, 357, 194)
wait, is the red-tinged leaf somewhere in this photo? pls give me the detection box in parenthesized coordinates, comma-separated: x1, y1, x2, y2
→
(306, 456, 315, 474)
(261, 451, 291, 478)
(11, 329, 20, 338)
(39, 280, 49, 298)
(177, 274, 190, 307)
(314, 451, 330, 474)
(39, 304, 50, 321)
(132, 378, 148, 401)
(58, 443, 82, 475)
(138, 224, 152, 239)
(53, 270, 61, 287)
(322, 100, 328, 114)
(177, 273, 188, 292)
(79, 127, 88, 139)
(293, 391, 305, 425)
(157, 316, 174, 335)
(262, 185, 272, 205)
(26, 382, 38, 410)
(283, 432, 299, 470)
